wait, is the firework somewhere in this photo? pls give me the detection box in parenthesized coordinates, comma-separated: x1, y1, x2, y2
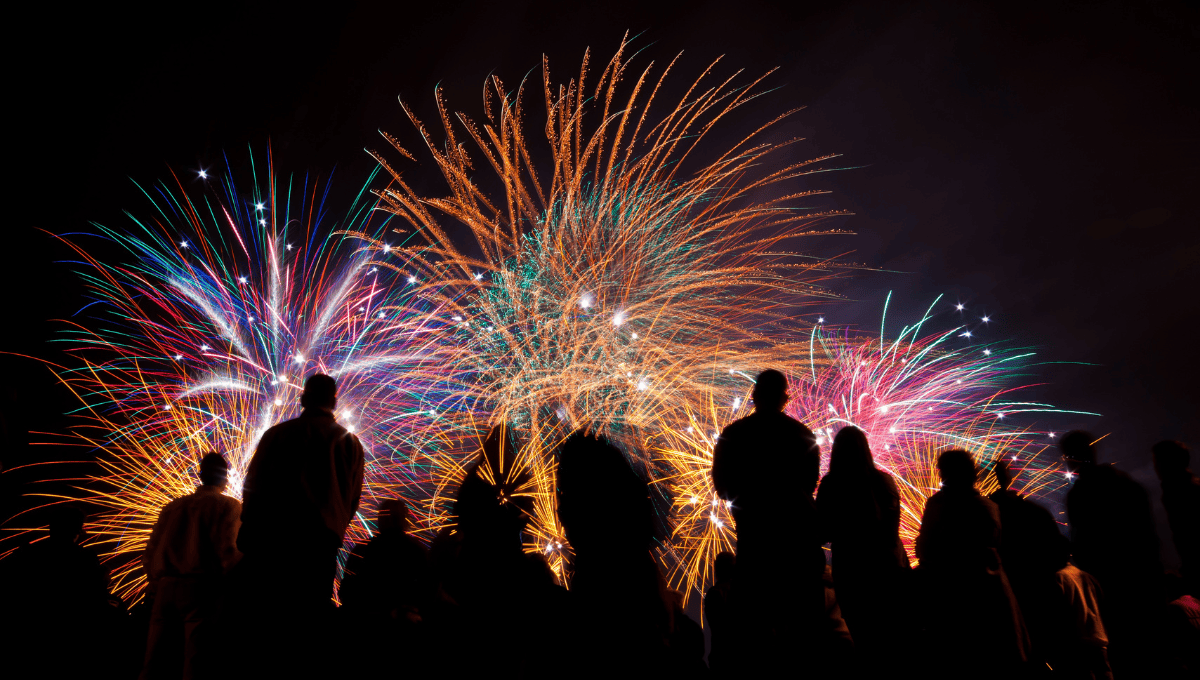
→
(370, 36, 850, 574)
(652, 294, 1095, 604)
(19, 155, 469, 601)
(7, 38, 1091, 613)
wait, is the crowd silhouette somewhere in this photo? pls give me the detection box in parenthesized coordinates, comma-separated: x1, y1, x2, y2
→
(3, 371, 1198, 679)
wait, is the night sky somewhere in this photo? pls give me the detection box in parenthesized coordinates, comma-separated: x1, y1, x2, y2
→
(5, 0, 1197, 568)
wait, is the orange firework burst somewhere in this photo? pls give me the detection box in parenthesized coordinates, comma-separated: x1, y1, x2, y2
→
(369, 36, 850, 577)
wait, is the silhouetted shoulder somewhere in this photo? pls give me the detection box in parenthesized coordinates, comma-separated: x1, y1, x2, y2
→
(952, 488, 1002, 518)
(923, 488, 949, 513)
(876, 468, 901, 494)
(780, 411, 815, 433)
(925, 486, 998, 518)
(1084, 463, 1135, 487)
(1069, 464, 1150, 507)
(201, 488, 241, 513)
(717, 414, 757, 439)
(781, 413, 817, 443)
(762, 410, 818, 445)
(981, 493, 1002, 518)
(258, 419, 288, 441)
(159, 494, 189, 517)
(315, 414, 363, 449)
(718, 411, 814, 439)
(339, 427, 363, 447)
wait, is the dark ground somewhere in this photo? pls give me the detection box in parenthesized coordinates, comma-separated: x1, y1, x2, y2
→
(4, 0, 1196, 583)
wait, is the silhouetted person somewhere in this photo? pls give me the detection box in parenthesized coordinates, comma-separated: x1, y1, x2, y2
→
(5, 506, 112, 677)
(916, 450, 1029, 679)
(339, 498, 434, 676)
(439, 424, 533, 606)
(518, 550, 573, 670)
(988, 456, 1099, 675)
(234, 373, 364, 676)
(988, 458, 1064, 580)
(340, 498, 432, 621)
(39, 506, 111, 606)
(713, 370, 821, 577)
(432, 423, 567, 677)
(816, 426, 909, 671)
(1049, 558, 1113, 680)
(1061, 430, 1163, 676)
(1160, 572, 1200, 679)
(558, 430, 672, 673)
(140, 453, 241, 680)
(817, 562, 856, 661)
(703, 551, 735, 672)
(1153, 440, 1199, 592)
(666, 589, 707, 673)
(987, 459, 1057, 577)
(711, 369, 821, 673)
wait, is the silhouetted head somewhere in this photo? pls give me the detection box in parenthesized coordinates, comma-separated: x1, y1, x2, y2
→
(300, 373, 338, 411)
(454, 424, 533, 542)
(829, 426, 874, 475)
(751, 369, 788, 412)
(378, 498, 411, 534)
(557, 430, 653, 558)
(937, 449, 977, 489)
(993, 457, 1013, 492)
(1152, 440, 1191, 481)
(198, 452, 229, 489)
(453, 465, 532, 542)
(1059, 430, 1096, 473)
(48, 506, 85, 545)
(714, 551, 736, 584)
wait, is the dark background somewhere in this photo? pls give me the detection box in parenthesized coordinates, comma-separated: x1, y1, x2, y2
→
(4, 0, 1196, 579)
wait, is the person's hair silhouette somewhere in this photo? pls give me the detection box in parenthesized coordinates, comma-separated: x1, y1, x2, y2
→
(828, 425, 873, 475)
(937, 449, 978, 487)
